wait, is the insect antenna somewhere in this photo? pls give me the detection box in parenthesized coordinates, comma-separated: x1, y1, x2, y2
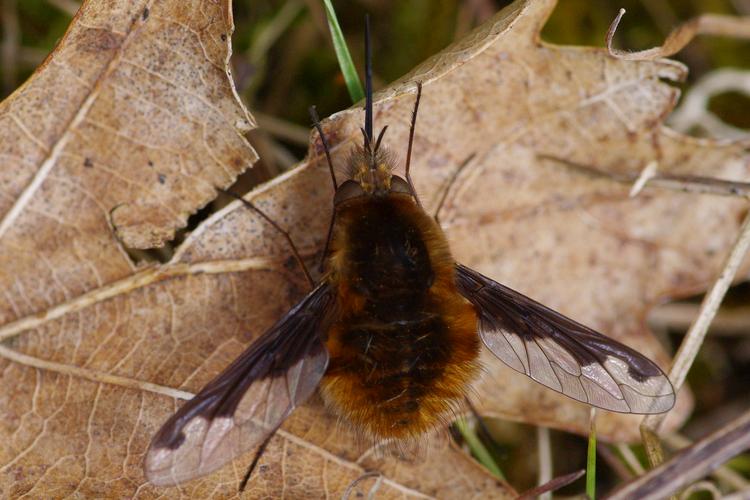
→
(308, 105, 338, 190)
(373, 125, 388, 154)
(238, 427, 279, 491)
(433, 153, 476, 224)
(360, 127, 372, 155)
(364, 14, 374, 151)
(220, 189, 314, 288)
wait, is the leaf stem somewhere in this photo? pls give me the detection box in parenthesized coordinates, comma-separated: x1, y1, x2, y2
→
(641, 209, 750, 466)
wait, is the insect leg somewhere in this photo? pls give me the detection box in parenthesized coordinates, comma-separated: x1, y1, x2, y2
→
(221, 189, 314, 288)
(317, 211, 335, 273)
(463, 396, 501, 458)
(238, 426, 279, 492)
(433, 153, 476, 224)
(307, 106, 338, 273)
(405, 81, 423, 207)
(309, 105, 338, 190)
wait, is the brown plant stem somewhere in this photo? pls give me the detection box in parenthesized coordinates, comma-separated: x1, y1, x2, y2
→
(612, 409, 750, 500)
(641, 209, 750, 467)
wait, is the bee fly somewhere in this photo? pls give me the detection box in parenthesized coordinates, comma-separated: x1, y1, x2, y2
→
(145, 18, 675, 487)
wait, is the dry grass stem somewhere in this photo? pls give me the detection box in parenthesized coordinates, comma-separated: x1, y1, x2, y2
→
(255, 111, 313, 146)
(641, 209, 750, 465)
(649, 302, 750, 337)
(642, 174, 750, 199)
(0, 344, 195, 401)
(541, 154, 750, 199)
(664, 433, 750, 491)
(615, 443, 646, 476)
(616, 409, 750, 499)
(515, 470, 585, 500)
(597, 444, 634, 481)
(536, 426, 552, 500)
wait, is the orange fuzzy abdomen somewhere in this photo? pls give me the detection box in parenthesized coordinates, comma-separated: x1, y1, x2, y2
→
(320, 194, 480, 440)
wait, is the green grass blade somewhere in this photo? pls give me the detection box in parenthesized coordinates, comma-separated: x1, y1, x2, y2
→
(587, 410, 597, 499)
(320, 0, 364, 103)
(455, 417, 505, 480)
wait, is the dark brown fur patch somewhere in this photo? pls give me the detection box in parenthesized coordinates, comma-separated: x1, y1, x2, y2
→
(320, 194, 480, 440)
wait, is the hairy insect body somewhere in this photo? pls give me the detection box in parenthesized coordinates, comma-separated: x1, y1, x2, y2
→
(321, 193, 481, 439)
(144, 29, 676, 489)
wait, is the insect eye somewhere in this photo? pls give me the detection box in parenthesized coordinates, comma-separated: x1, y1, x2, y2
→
(390, 176, 413, 196)
(334, 180, 365, 205)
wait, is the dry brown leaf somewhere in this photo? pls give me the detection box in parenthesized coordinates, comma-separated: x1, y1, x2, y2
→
(0, 0, 509, 497)
(606, 8, 750, 61)
(1, 0, 749, 497)
(0, 0, 255, 263)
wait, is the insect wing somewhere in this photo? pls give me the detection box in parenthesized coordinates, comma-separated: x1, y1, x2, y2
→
(145, 283, 334, 486)
(455, 264, 674, 414)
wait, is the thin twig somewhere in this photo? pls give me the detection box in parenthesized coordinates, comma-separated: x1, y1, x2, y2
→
(649, 302, 750, 337)
(614, 409, 750, 500)
(664, 433, 750, 491)
(0, 344, 194, 401)
(0, 258, 282, 343)
(644, 173, 750, 198)
(515, 470, 585, 500)
(538, 154, 750, 199)
(254, 111, 311, 146)
(615, 443, 645, 476)
(641, 209, 750, 466)
(597, 444, 634, 481)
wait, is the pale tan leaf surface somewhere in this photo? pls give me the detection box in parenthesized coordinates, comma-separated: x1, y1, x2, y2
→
(0, 0, 255, 272)
(1, 0, 749, 497)
(305, 0, 749, 441)
(0, 0, 512, 497)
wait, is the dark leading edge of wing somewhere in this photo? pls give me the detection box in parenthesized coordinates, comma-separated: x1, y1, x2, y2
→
(145, 283, 334, 486)
(455, 264, 675, 414)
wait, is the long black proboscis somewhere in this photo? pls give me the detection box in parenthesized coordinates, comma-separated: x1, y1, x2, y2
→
(364, 14, 373, 150)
